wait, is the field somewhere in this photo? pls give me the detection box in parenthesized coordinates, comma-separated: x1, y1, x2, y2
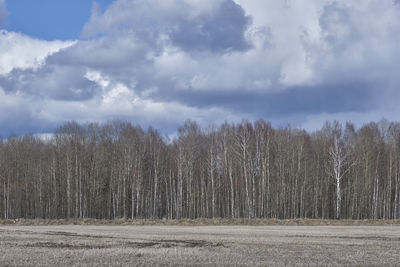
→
(1, 222, 400, 266)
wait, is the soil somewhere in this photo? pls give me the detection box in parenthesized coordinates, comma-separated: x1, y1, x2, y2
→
(1, 225, 399, 266)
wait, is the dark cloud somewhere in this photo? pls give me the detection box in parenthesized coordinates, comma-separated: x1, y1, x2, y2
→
(170, 0, 251, 52)
(47, 35, 154, 69)
(169, 82, 378, 118)
(0, 111, 55, 137)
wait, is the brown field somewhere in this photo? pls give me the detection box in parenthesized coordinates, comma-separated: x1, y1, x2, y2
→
(1, 223, 400, 266)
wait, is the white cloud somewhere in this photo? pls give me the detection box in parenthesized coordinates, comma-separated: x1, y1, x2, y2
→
(83, 70, 247, 128)
(0, 31, 75, 75)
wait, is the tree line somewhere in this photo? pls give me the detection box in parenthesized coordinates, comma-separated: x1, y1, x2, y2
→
(1, 119, 400, 220)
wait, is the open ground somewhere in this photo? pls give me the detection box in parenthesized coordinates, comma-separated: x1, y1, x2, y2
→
(1, 223, 400, 266)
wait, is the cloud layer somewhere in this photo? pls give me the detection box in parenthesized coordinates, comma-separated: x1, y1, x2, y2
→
(1, 0, 400, 135)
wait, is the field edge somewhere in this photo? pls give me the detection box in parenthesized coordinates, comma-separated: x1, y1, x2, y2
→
(1, 218, 400, 226)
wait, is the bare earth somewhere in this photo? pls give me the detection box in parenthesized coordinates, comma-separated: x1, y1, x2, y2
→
(1, 225, 399, 266)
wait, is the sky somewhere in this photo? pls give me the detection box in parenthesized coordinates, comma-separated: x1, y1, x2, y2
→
(0, 0, 400, 136)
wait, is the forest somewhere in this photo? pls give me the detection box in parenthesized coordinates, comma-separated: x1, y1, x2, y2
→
(1, 119, 400, 220)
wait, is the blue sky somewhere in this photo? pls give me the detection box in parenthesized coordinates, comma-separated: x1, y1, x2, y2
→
(0, 0, 400, 136)
(4, 0, 114, 40)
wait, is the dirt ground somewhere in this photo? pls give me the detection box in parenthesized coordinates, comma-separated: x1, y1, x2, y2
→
(0, 225, 399, 266)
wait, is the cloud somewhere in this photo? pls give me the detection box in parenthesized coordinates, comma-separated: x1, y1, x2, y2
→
(82, 0, 251, 53)
(0, 0, 7, 26)
(0, 30, 247, 136)
(301, 106, 400, 133)
(0, 31, 75, 75)
(1, 0, 400, 136)
(0, 69, 247, 136)
(311, 1, 400, 85)
(0, 65, 100, 101)
(0, 31, 87, 102)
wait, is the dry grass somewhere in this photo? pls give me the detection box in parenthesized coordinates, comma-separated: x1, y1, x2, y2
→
(1, 217, 400, 226)
(1, 224, 400, 266)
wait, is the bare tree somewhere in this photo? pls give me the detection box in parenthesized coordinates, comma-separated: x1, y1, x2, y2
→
(1, 119, 400, 220)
